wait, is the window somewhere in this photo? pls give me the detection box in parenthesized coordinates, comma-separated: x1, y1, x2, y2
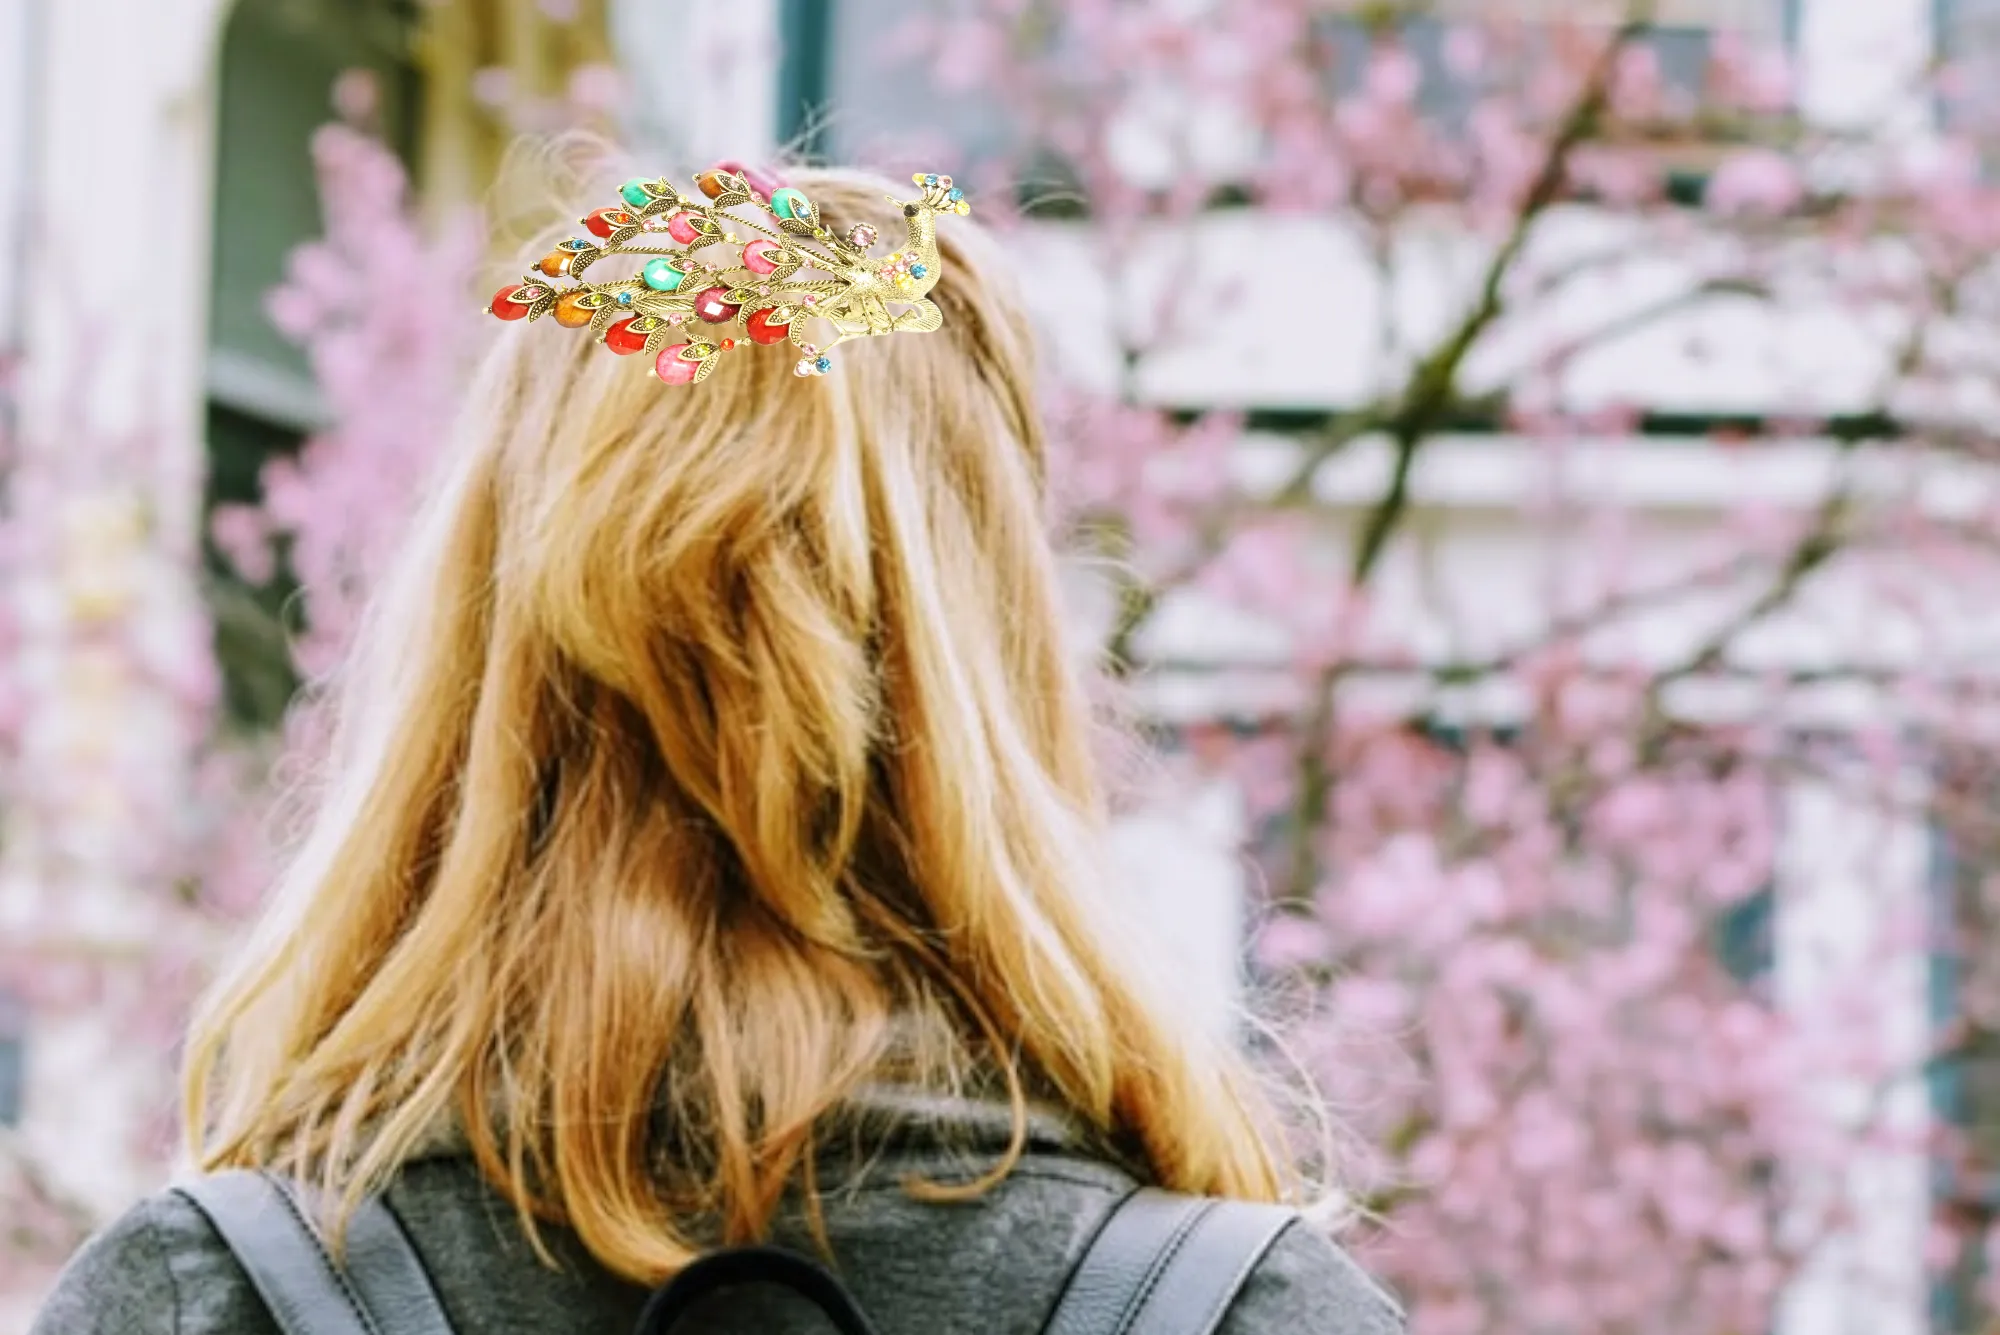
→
(1938, 0, 2000, 136)
(205, 0, 421, 727)
(781, 0, 1794, 216)
(0, 992, 24, 1128)
(1925, 778, 2000, 1331)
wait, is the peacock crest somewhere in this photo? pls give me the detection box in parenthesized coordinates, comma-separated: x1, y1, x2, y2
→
(485, 168, 971, 384)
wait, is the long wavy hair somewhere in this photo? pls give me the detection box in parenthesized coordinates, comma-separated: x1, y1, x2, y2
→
(184, 165, 1291, 1282)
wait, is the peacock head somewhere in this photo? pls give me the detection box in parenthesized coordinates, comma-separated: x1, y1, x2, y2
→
(897, 172, 971, 221)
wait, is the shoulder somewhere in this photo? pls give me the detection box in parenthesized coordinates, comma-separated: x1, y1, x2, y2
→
(1221, 1216, 1405, 1335)
(28, 1187, 275, 1335)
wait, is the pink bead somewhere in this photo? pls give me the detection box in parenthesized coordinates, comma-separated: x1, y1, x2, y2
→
(655, 344, 699, 385)
(666, 211, 702, 244)
(714, 158, 786, 199)
(742, 238, 782, 274)
(694, 286, 740, 323)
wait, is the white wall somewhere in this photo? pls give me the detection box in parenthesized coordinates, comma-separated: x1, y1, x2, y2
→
(0, 0, 229, 1287)
(0, 0, 33, 361)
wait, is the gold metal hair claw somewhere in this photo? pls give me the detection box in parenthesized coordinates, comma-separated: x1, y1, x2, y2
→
(483, 168, 971, 385)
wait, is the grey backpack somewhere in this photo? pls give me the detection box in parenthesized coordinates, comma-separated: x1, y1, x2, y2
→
(177, 1170, 1296, 1335)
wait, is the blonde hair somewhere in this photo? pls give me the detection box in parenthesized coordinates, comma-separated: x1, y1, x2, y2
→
(184, 166, 1290, 1281)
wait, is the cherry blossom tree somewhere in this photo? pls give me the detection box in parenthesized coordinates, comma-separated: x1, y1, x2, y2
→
(879, 2, 2000, 1332)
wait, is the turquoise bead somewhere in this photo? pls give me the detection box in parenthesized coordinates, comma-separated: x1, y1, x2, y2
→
(620, 178, 652, 209)
(948, 188, 963, 201)
(642, 258, 685, 292)
(770, 187, 810, 220)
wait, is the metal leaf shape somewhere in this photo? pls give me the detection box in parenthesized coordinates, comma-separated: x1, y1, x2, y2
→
(608, 225, 644, 246)
(777, 217, 818, 238)
(643, 300, 695, 323)
(724, 287, 766, 307)
(759, 305, 797, 326)
(569, 248, 605, 277)
(573, 290, 616, 310)
(526, 294, 557, 322)
(681, 342, 719, 360)
(693, 356, 720, 384)
(627, 316, 669, 335)
(589, 306, 620, 337)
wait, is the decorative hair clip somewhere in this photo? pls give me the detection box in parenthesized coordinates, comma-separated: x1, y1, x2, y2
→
(485, 167, 971, 384)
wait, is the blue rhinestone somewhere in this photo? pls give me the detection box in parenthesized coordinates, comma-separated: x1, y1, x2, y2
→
(618, 291, 633, 305)
(948, 188, 963, 201)
(925, 174, 938, 186)
(561, 239, 590, 250)
(909, 263, 928, 279)
(815, 356, 832, 372)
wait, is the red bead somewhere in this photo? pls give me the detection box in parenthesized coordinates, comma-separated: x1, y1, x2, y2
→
(694, 285, 740, 324)
(667, 211, 702, 244)
(605, 317, 649, 355)
(721, 338, 736, 350)
(745, 307, 790, 345)
(584, 207, 635, 238)
(696, 170, 730, 199)
(489, 284, 532, 321)
(655, 344, 699, 385)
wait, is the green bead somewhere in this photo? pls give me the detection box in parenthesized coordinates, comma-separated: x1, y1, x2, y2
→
(642, 258, 685, 292)
(620, 178, 652, 209)
(770, 187, 810, 220)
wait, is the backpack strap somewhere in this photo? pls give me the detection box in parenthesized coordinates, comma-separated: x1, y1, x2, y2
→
(175, 1170, 457, 1335)
(1041, 1189, 1299, 1335)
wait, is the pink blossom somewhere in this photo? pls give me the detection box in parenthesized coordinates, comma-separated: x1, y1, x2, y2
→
(1705, 149, 1804, 217)
(470, 65, 514, 110)
(566, 63, 625, 114)
(331, 68, 379, 125)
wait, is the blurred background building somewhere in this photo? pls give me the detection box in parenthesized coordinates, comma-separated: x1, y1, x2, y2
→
(1, 1, 1996, 1332)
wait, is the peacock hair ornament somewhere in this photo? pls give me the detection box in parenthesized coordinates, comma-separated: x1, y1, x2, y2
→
(485, 166, 972, 384)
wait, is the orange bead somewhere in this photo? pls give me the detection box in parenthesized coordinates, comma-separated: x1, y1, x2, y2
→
(538, 250, 572, 278)
(554, 291, 595, 327)
(696, 169, 730, 199)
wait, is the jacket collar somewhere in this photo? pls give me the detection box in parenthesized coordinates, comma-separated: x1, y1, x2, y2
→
(403, 1082, 1112, 1172)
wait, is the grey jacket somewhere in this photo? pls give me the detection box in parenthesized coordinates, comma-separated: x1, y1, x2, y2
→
(29, 1096, 1403, 1335)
